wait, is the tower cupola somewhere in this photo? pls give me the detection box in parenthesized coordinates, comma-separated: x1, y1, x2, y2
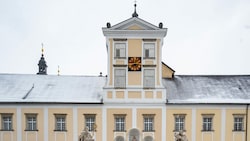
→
(37, 44, 47, 75)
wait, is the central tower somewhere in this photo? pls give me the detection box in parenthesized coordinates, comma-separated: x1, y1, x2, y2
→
(102, 4, 168, 104)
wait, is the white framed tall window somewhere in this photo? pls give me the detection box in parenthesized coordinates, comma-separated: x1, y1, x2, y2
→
(233, 115, 244, 131)
(203, 117, 212, 131)
(1, 113, 13, 131)
(114, 43, 126, 58)
(114, 115, 126, 131)
(143, 69, 155, 88)
(143, 114, 154, 132)
(25, 114, 37, 131)
(174, 114, 185, 131)
(114, 69, 126, 88)
(143, 43, 155, 59)
(85, 114, 96, 131)
(54, 114, 66, 131)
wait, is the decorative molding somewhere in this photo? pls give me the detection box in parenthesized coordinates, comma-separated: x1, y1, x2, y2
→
(142, 39, 156, 42)
(113, 38, 127, 41)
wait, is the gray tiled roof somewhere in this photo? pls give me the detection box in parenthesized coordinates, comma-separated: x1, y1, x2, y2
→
(0, 74, 106, 103)
(163, 75, 250, 104)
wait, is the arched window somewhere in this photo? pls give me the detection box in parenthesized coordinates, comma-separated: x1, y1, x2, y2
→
(115, 136, 125, 141)
(144, 136, 153, 141)
(129, 128, 140, 141)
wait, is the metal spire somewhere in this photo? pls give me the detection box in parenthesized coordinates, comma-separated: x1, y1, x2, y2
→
(132, 1, 138, 17)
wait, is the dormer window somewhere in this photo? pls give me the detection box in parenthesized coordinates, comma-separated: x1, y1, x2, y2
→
(143, 43, 155, 59)
(114, 43, 126, 59)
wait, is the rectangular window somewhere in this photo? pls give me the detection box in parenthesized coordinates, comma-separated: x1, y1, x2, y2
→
(114, 69, 126, 88)
(143, 69, 155, 88)
(143, 43, 155, 58)
(143, 115, 154, 132)
(114, 115, 125, 131)
(234, 115, 244, 131)
(203, 117, 213, 131)
(85, 114, 96, 131)
(26, 114, 37, 131)
(1, 114, 13, 131)
(115, 43, 126, 58)
(174, 114, 185, 131)
(55, 114, 66, 131)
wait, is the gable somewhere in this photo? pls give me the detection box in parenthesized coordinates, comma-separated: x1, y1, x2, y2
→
(110, 17, 160, 30)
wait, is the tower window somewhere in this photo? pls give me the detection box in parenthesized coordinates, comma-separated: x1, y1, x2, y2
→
(143, 43, 155, 59)
(143, 69, 155, 88)
(115, 43, 126, 58)
(114, 69, 126, 88)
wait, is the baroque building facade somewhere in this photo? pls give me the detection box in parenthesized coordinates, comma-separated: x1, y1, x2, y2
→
(0, 4, 250, 141)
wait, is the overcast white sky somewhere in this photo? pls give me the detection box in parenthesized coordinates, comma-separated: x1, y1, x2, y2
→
(0, 0, 250, 76)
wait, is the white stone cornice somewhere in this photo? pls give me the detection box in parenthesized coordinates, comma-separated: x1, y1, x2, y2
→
(102, 28, 167, 38)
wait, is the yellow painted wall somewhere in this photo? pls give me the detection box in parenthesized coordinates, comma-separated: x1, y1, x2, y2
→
(48, 108, 73, 141)
(21, 108, 44, 141)
(196, 109, 221, 141)
(137, 108, 162, 141)
(0, 108, 17, 141)
(145, 91, 153, 98)
(127, 25, 143, 30)
(77, 108, 102, 141)
(128, 91, 141, 99)
(162, 63, 174, 78)
(166, 109, 192, 141)
(225, 109, 246, 141)
(116, 91, 125, 99)
(128, 39, 141, 57)
(106, 108, 132, 141)
(128, 72, 141, 85)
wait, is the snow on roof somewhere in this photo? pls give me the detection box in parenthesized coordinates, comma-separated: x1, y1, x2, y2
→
(1, 74, 250, 104)
(0, 74, 106, 103)
(163, 75, 250, 104)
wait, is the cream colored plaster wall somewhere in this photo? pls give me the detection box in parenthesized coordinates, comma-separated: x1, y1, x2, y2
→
(166, 109, 192, 141)
(128, 39, 141, 57)
(48, 108, 73, 141)
(116, 91, 125, 99)
(21, 108, 44, 141)
(77, 108, 102, 141)
(127, 25, 143, 30)
(137, 108, 162, 141)
(0, 108, 17, 141)
(128, 91, 141, 99)
(128, 72, 141, 85)
(196, 109, 221, 141)
(225, 109, 246, 141)
(106, 108, 132, 141)
(145, 91, 153, 98)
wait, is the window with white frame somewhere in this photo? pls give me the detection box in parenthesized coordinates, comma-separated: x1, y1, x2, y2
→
(114, 43, 126, 58)
(54, 114, 66, 131)
(85, 114, 96, 131)
(143, 69, 155, 88)
(143, 114, 154, 132)
(25, 114, 37, 131)
(1, 113, 13, 131)
(174, 114, 185, 131)
(114, 115, 126, 131)
(143, 43, 155, 59)
(234, 115, 244, 131)
(202, 114, 214, 131)
(114, 69, 126, 88)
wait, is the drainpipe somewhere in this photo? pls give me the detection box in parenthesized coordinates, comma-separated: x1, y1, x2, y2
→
(246, 104, 249, 141)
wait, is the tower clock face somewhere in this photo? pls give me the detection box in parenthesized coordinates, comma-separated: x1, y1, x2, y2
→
(128, 57, 141, 71)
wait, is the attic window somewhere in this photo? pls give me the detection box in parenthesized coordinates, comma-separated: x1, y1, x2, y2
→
(143, 43, 155, 59)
